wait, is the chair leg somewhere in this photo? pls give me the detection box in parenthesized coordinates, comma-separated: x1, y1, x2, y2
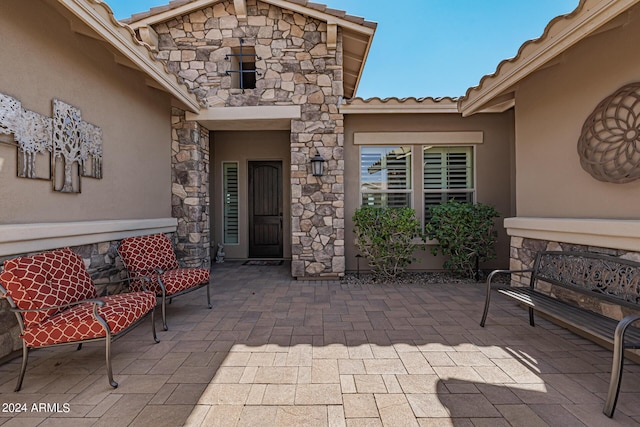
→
(161, 294, 168, 331)
(105, 331, 117, 388)
(14, 342, 29, 392)
(77, 343, 83, 351)
(92, 304, 118, 388)
(207, 281, 212, 309)
(151, 307, 159, 344)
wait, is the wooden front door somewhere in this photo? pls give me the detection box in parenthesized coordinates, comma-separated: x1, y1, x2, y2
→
(248, 161, 283, 258)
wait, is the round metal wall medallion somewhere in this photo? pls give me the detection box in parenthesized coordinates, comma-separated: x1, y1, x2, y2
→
(578, 82, 640, 183)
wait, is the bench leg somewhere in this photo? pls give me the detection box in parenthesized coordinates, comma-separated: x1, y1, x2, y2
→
(14, 342, 29, 392)
(480, 276, 495, 327)
(604, 315, 640, 417)
(529, 307, 535, 327)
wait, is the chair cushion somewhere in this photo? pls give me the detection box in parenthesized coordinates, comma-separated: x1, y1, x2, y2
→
(137, 268, 210, 296)
(119, 234, 179, 275)
(21, 291, 156, 347)
(0, 248, 97, 327)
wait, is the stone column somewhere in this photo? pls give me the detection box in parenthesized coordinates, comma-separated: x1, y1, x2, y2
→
(290, 113, 345, 279)
(171, 108, 210, 268)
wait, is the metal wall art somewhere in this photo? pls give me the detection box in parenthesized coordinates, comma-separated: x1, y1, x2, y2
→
(0, 93, 103, 193)
(578, 82, 640, 183)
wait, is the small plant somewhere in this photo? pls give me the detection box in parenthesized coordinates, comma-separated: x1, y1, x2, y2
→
(425, 200, 500, 280)
(352, 206, 424, 279)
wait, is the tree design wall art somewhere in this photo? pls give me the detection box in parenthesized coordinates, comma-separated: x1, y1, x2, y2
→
(0, 93, 103, 193)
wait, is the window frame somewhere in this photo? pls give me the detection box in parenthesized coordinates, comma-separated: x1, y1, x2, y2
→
(222, 161, 240, 245)
(358, 145, 413, 209)
(422, 145, 476, 220)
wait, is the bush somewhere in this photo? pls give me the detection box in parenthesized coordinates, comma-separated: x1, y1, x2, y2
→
(352, 206, 424, 279)
(425, 200, 500, 280)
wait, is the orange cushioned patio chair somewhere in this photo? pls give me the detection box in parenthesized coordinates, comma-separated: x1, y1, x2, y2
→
(118, 233, 211, 331)
(0, 248, 158, 391)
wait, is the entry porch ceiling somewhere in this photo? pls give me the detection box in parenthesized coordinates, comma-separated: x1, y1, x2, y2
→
(186, 105, 301, 130)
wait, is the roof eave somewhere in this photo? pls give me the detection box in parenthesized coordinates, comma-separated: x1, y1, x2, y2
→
(60, 0, 200, 113)
(458, 0, 640, 117)
(349, 28, 375, 98)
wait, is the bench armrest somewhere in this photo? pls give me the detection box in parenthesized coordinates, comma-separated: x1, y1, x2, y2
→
(486, 268, 533, 288)
(481, 268, 534, 327)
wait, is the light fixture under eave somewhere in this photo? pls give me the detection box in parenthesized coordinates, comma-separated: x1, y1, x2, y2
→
(311, 153, 325, 177)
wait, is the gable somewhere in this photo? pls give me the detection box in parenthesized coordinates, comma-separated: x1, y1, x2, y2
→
(123, 0, 376, 98)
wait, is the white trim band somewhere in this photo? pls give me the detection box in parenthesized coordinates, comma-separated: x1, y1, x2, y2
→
(504, 217, 640, 252)
(0, 218, 177, 257)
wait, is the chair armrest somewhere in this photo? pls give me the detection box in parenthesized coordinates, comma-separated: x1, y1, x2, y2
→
(10, 298, 106, 313)
(126, 273, 154, 292)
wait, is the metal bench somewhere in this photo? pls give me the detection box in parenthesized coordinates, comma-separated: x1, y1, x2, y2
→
(480, 250, 640, 418)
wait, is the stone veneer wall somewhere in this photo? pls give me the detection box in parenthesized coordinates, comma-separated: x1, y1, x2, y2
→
(510, 237, 640, 320)
(171, 108, 211, 268)
(153, 0, 345, 277)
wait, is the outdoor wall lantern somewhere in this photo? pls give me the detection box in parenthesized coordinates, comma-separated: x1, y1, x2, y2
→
(311, 153, 325, 177)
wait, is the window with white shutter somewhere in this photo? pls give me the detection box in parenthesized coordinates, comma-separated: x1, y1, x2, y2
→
(223, 162, 239, 244)
(423, 146, 474, 217)
(360, 146, 412, 208)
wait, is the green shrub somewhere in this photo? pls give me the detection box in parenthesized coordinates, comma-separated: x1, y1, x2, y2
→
(425, 200, 500, 280)
(352, 206, 424, 279)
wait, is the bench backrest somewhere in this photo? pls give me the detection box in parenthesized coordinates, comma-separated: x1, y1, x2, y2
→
(531, 251, 640, 309)
(0, 248, 97, 327)
(118, 233, 179, 276)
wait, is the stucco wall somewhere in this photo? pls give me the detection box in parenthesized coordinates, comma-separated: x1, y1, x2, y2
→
(514, 4, 640, 218)
(211, 130, 291, 259)
(343, 112, 515, 272)
(0, 0, 173, 225)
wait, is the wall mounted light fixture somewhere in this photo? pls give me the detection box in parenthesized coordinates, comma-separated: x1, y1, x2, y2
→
(311, 153, 325, 177)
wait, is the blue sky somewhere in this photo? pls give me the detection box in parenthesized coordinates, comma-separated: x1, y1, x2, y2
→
(107, 0, 579, 99)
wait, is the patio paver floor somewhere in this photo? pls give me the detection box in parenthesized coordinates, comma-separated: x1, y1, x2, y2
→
(1, 261, 640, 426)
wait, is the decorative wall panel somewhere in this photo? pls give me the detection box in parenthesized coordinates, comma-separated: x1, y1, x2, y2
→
(578, 82, 640, 183)
(0, 93, 102, 192)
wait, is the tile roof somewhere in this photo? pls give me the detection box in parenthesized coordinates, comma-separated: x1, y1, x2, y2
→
(458, 0, 640, 116)
(341, 97, 460, 114)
